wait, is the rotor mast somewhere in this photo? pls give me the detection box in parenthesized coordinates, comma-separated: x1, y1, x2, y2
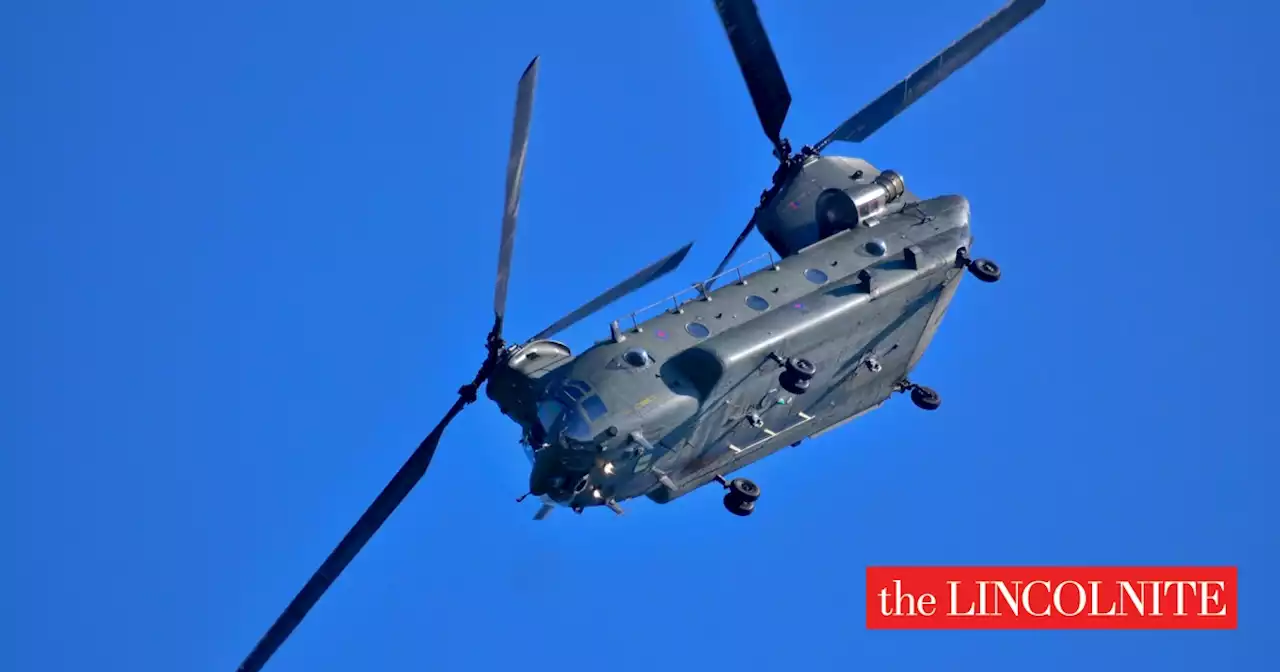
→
(705, 0, 1048, 283)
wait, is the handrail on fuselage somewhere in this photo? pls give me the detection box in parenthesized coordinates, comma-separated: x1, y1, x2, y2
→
(613, 251, 780, 332)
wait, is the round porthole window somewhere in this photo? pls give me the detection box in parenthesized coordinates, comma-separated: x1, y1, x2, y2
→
(745, 295, 769, 311)
(865, 239, 887, 256)
(803, 268, 829, 284)
(686, 322, 711, 339)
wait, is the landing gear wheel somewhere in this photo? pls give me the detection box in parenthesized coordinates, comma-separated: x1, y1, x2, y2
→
(724, 495, 756, 516)
(717, 475, 761, 516)
(968, 258, 1001, 283)
(728, 478, 760, 502)
(910, 385, 942, 411)
(787, 358, 817, 379)
(780, 372, 810, 395)
(780, 358, 816, 395)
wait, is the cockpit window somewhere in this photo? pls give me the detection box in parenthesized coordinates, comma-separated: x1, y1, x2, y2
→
(536, 397, 591, 442)
(562, 385, 584, 401)
(581, 395, 608, 421)
(537, 400, 566, 431)
(552, 379, 593, 402)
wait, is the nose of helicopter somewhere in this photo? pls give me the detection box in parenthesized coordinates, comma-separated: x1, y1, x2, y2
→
(529, 444, 591, 497)
(528, 441, 626, 509)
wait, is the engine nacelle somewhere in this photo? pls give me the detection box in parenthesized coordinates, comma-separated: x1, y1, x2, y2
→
(815, 169, 904, 236)
(754, 156, 912, 258)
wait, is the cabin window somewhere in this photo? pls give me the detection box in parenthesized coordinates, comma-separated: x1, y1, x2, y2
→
(685, 322, 711, 339)
(804, 268, 829, 284)
(745, 295, 769, 311)
(865, 239, 887, 256)
(581, 395, 608, 421)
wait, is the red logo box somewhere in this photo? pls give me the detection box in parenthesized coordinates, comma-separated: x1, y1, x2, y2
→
(866, 566, 1237, 629)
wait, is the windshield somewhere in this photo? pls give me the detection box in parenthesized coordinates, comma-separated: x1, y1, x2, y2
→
(535, 397, 590, 443)
(537, 400, 566, 431)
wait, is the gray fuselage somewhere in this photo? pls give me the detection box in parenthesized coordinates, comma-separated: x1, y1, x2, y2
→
(485, 155, 972, 512)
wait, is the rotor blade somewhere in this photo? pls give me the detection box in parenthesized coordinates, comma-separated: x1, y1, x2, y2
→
(713, 0, 792, 155)
(704, 214, 758, 289)
(533, 503, 555, 520)
(493, 56, 540, 328)
(813, 0, 1045, 151)
(528, 242, 694, 342)
(235, 361, 492, 672)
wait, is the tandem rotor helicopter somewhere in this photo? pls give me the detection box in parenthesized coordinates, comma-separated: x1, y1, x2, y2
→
(236, 0, 1046, 669)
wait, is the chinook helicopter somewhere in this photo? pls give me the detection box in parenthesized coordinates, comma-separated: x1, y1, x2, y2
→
(235, 0, 1046, 669)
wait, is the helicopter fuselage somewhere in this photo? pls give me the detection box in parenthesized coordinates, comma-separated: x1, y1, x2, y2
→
(486, 156, 974, 514)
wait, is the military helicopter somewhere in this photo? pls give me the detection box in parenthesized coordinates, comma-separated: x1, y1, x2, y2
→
(235, 0, 1046, 669)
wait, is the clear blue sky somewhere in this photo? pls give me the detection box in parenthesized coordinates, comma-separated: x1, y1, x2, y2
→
(3, 1, 1276, 670)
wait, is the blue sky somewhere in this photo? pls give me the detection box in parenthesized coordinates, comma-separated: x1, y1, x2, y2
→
(3, 0, 1276, 670)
